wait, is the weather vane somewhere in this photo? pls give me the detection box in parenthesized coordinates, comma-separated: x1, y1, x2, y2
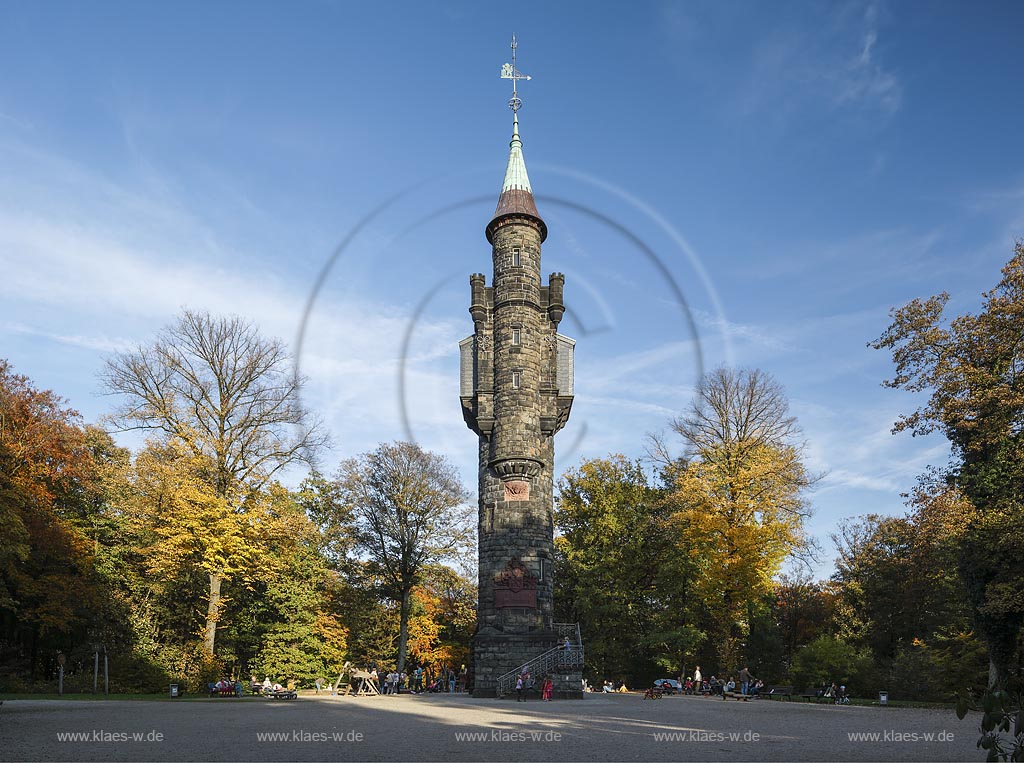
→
(500, 34, 531, 113)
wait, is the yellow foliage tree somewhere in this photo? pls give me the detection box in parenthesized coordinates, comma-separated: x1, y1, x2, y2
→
(103, 310, 326, 654)
(128, 440, 283, 649)
(667, 368, 813, 673)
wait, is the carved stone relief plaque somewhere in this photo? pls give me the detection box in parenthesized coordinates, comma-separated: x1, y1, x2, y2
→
(504, 480, 530, 501)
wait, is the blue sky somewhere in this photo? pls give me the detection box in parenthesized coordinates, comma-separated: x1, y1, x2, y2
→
(2, 1, 1022, 576)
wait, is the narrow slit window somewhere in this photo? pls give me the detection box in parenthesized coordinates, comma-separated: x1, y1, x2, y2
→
(512, 328, 521, 346)
(512, 371, 522, 389)
(512, 247, 521, 267)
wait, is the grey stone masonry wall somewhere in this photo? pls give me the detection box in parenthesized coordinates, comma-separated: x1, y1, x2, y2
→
(461, 213, 577, 697)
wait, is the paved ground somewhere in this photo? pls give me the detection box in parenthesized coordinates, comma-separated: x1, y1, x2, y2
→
(0, 692, 978, 762)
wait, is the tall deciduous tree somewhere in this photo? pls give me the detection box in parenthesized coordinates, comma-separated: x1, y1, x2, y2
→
(829, 481, 986, 697)
(405, 565, 476, 677)
(872, 242, 1024, 688)
(667, 367, 814, 673)
(335, 441, 472, 674)
(554, 455, 699, 684)
(0, 361, 105, 675)
(102, 310, 325, 653)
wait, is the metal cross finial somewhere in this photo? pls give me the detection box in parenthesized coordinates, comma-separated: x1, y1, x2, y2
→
(500, 34, 531, 113)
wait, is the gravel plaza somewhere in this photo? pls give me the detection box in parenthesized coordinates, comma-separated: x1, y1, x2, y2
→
(0, 692, 977, 762)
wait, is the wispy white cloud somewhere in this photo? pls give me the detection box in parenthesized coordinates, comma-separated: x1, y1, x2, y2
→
(692, 309, 794, 353)
(2, 321, 134, 354)
(0, 136, 473, 481)
(732, 1, 902, 121)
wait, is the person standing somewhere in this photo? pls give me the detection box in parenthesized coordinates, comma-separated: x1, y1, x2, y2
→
(542, 676, 553, 701)
(694, 665, 702, 689)
(516, 674, 524, 702)
(738, 666, 756, 697)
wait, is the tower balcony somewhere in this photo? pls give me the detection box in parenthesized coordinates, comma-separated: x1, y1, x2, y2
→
(489, 456, 544, 481)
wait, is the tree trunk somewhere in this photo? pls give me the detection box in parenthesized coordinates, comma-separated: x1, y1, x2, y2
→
(396, 587, 412, 674)
(204, 571, 222, 655)
(986, 626, 1019, 690)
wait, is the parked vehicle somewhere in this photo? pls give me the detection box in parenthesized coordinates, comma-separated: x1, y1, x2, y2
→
(652, 678, 681, 695)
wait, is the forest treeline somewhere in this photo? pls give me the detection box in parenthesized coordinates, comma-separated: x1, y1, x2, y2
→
(0, 313, 475, 693)
(2, 246, 1022, 701)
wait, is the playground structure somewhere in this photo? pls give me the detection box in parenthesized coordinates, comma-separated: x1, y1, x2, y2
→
(334, 662, 380, 696)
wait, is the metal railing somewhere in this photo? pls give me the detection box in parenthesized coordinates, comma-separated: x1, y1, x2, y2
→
(495, 624, 584, 697)
(554, 622, 582, 644)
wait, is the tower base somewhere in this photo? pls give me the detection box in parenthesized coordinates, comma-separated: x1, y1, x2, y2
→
(472, 629, 584, 699)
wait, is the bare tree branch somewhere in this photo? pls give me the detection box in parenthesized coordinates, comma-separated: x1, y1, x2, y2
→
(101, 309, 328, 498)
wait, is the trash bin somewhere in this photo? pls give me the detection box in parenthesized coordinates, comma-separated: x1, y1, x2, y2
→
(169, 684, 179, 698)
(878, 690, 888, 706)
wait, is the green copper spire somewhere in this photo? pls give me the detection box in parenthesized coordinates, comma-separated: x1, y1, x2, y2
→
(488, 36, 545, 243)
(501, 112, 532, 194)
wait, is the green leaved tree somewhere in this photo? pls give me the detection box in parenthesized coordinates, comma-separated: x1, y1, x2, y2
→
(872, 242, 1024, 689)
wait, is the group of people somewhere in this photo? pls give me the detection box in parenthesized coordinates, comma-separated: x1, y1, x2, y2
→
(249, 676, 287, 694)
(818, 682, 851, 704)
(211, 678, 241, 696)
(365, 664, 469, 694)
(514, 670, 555, 701)
(683, 665, 764, 697)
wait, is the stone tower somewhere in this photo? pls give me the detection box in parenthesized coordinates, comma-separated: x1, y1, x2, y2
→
(459, 47, 579, 697)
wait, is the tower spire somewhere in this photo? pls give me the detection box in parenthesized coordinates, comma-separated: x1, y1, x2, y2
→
(489, 35, 546, 243)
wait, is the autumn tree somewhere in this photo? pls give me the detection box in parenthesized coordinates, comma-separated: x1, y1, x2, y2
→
(872, 242, 1024, 688)
(299, 470, 357, 574)
(666, 367, 814, 673)
(830, 480, 986, 698)
(335, 441, 472, 674)
(555, 455, 699, 684)
(243, 486, 348, 684)
(747, 574, 839, 683)
(405, 565, 476, 676)
(0, 361, 106, 678)
(102, 310, 325, 654)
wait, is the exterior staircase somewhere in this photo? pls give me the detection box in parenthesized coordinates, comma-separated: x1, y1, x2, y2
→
(495, 623, 584, 697)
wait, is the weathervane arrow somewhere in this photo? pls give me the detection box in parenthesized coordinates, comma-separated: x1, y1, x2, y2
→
(500, 35, 531, 113)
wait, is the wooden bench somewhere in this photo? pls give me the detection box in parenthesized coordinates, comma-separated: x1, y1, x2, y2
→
(763, 685, 794, 700)
(721, 691, 750, 701)
(801, 692, 829, 702)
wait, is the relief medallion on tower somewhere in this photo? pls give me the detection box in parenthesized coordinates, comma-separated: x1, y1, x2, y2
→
(493, 558, 538, 609)
(503, 480, 530, 501)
